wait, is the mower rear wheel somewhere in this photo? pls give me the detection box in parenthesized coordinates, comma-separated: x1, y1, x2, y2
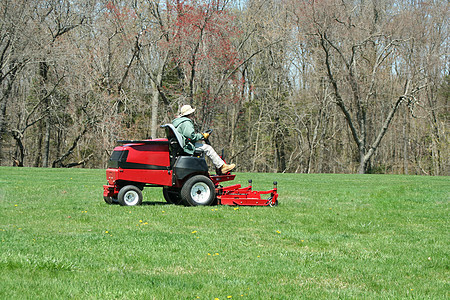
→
(181, 175, 216, 206)
(118, 185, 143, 206)
(163, 187, 182, 205)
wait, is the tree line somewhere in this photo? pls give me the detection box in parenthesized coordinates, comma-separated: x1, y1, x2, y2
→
(0, 0, 448, 175)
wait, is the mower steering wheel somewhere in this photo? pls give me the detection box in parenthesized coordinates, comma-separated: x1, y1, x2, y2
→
(203, 129, 213, 145)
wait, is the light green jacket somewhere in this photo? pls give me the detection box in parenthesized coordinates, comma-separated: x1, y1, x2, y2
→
(172, 117, 203, 154)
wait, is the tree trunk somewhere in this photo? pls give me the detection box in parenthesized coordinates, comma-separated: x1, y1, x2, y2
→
(274, 117, 287, 173)
(150, 79, 159, 139)
(40, 61, 50, 167)
(358, 149, 368, 174)
(11, 130, 24, 167)
(0, 95, 7, 165)
(403, 107, 409, 175)
(251, 108, 263, 172)
(42, 117, 51, 167)
(0, 66, 20, 165)
(34, 127, 43, 167)
(358, 94, 406, 174)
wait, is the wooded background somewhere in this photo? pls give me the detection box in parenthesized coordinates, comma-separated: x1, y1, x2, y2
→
(0, 0, 448, 175)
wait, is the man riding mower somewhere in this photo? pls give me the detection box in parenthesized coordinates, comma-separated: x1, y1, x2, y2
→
(102, 106, 278, 207)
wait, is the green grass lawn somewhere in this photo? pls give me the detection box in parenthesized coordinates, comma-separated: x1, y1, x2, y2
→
(0, 167, 448, 299)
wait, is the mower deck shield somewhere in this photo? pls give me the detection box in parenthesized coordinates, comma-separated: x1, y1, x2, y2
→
(217, 182, 278, 206)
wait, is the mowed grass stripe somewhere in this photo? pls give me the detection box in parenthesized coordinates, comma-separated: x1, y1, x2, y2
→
(0, 167, 448, 299)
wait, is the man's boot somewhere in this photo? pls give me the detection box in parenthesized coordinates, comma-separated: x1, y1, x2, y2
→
(220, 163, 236, 173)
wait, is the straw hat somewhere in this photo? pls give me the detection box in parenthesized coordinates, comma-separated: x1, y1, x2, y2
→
(179, 104, 196, 117)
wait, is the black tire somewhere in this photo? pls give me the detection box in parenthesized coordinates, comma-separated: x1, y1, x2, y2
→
(118, 185, 143, 206)
(181, 175, 216, 206)
(104, 196, 113, 204)
(104, 196, 119, 205)
(163, 187, 183, 205)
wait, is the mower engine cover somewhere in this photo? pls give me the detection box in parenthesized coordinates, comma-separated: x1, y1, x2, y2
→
(106, 139, 172, 188)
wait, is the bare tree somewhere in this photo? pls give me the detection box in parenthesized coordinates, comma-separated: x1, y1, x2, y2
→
(289, 0, 428, 173)
(0, 1, 35, 165)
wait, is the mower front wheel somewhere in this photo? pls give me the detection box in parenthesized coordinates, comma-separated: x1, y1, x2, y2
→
(104, 196, 113, 204)
(118, 185, 143, 206)
(181, 175, 216, 206)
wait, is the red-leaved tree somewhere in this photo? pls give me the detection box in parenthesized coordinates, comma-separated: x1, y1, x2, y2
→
(165, 0, 241, 125)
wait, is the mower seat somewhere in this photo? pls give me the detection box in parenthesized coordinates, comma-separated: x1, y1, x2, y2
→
(161, 124, 186, 148)
(161, 124, 204, 158)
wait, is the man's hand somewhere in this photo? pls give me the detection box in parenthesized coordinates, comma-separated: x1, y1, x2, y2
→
(202, 132, 210, 139)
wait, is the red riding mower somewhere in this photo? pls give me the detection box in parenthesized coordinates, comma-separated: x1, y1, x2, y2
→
(103, 124, 278, 207)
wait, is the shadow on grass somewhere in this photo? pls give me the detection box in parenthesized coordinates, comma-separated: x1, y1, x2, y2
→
(105, 201, 169, 206)
(141, 201, 169, 206)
